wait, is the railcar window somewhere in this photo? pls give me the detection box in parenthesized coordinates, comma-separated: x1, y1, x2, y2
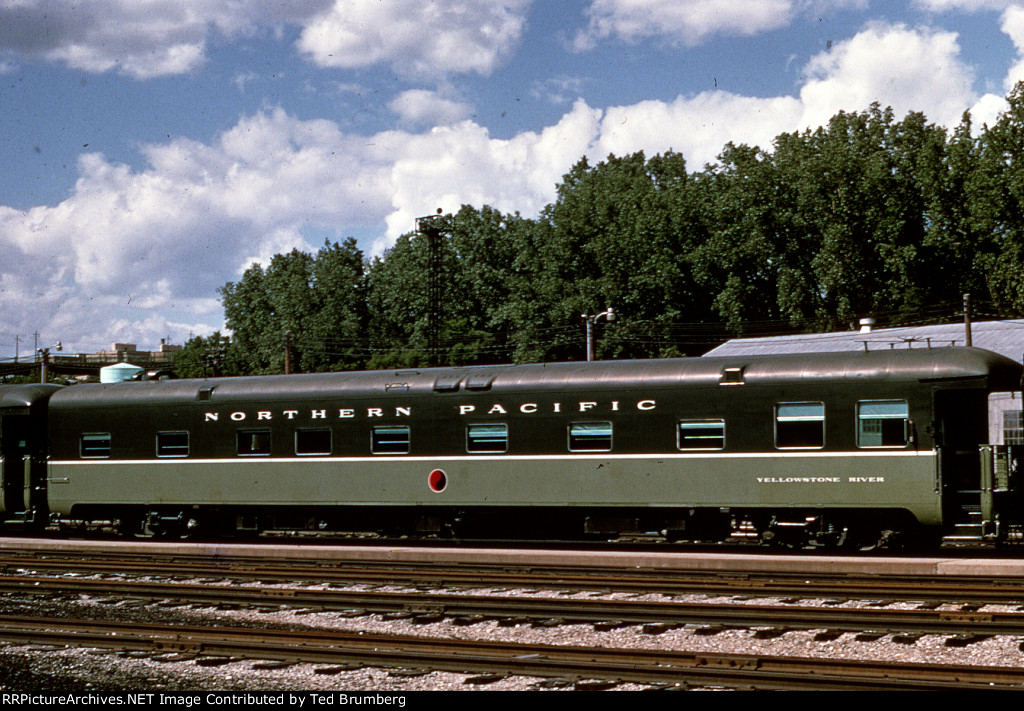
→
(156, 431, 189, 457)
(678, 419, 725, 450)
(857, 400, 909, 447)
(295, 428, 332, 456)
(80, 433, 111, 458)
(237, 429, 271, 456)
(372, 425, 410, 454)
(467, 424, 508, 453)
(568, 422, 613, 452)
(775, 402, 825, 449)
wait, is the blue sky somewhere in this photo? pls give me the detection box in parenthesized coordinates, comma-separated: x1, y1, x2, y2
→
(2, 0, 1024, 358)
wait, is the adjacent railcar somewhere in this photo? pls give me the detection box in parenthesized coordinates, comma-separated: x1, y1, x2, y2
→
(0, 384, 62, 526)
(9, 346, 1014, 547)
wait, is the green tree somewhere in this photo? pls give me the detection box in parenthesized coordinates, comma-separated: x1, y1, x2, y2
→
(366, 206, 528, 368)
(509, 151, 710, 360)
(968, 82, 1024, 311)
(691, 141, 813, 330)
(303, 238, 368, 371)
(216, 90, 1024, 369)
(173, 332, 244, 378)
(221, 239, 367, 373)
(694, 105, 963, 332)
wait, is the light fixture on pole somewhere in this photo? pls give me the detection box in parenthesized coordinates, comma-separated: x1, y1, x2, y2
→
(37, 341, 62, 383)
(582, 307, 615, 362)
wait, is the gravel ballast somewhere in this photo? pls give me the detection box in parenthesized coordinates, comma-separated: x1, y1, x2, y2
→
(1, 580, 1023, 691)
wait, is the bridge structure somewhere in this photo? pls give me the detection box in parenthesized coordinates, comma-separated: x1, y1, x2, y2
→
(0, 351, 178, 381)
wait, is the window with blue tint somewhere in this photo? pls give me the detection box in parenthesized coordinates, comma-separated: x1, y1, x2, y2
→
(156, 431, 189, 457)
(678, 419, 725, 450)
(80, 433, 111, 458)
(466, 424, 508, 453)
(372, 425, 410, 454)
(857, 400, 909, 448)
(775, 402, 825, 449)
(568, 422, 612, 452)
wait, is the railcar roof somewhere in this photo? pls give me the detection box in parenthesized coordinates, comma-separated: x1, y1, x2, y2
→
(0, 384, 63, 411)
(44, 347, 1022, 409)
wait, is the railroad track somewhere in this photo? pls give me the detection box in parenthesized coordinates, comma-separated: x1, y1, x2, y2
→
(5, 551, 1024, 606)
(0, 615, 1022, 691)
(4, 544, 1024, 689)
(1, 574, 1021, 642)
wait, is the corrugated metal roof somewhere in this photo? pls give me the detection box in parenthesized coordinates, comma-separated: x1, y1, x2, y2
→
(703, 319, 1024, 363)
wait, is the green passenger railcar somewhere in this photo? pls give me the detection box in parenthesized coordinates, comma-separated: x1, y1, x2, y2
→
(2, 347, 1021, 547)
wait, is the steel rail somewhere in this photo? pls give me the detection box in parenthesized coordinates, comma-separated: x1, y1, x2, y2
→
(0, 615, 1021, 691)
(4, 552, 1024, 606)
(4, 575, 1024, 638)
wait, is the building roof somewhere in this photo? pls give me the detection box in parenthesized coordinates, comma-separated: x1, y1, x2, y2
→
(703, 319, 1024, 363)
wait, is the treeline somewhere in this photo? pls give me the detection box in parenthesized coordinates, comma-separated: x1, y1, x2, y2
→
(176, 85, 1024, 377)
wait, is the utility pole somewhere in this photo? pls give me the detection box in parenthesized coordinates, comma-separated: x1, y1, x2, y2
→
(963, 293, 973, 348)
(37, 342, 61, 383)
(202, 336, 228, 378)
(284, 330, 293, 375)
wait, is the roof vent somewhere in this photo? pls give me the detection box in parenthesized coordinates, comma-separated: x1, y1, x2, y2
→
(859, 318, 875, 334)
(465, 373, 496, 391)
(719, 366, 746, 386)
(433, 375, 461, 392)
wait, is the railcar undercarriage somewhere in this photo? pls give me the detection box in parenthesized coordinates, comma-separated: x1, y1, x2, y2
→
(58, 504, 935, 550)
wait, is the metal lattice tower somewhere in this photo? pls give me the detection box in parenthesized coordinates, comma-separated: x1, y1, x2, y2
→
(416, 211, 447, 367)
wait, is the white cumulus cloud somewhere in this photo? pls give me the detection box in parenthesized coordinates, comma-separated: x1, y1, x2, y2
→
(915, 0, 1023, 11)
(389, 90, 474, 126)
(296, 0, 532, 77)
(575, 0, 794, 49)
(919, 3, 1024, 129)
(798, 23, 977, 130)
(0, 109, 393, 349)
(0, 20, 1011, 350)
(0, 0, 528, 79)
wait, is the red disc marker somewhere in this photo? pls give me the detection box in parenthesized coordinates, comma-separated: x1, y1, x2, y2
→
(428, 469, 447, 493)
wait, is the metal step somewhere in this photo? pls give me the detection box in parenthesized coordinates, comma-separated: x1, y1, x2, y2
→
(2, 512, 32, 528)
(945, 522, 986, 540)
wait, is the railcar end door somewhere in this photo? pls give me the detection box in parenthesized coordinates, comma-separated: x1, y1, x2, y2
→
(0, 415, 31, 517)
(934, 388, 989, 537)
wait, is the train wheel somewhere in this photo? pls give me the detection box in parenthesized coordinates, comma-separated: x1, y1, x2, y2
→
(115, 515, 152, 539)
(760, 517, 808, 549)
(830, 527, 878, 551)
(760, 529, 807, 549)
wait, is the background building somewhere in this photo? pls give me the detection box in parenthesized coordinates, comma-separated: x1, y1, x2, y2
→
(704, 319, 1024, 364)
